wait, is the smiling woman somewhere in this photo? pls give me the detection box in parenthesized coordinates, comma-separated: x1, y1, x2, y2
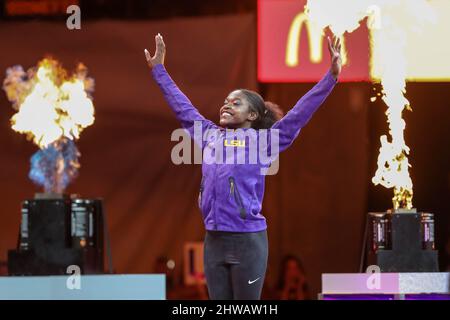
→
(145, 33, 341, 300)
(219, 89, 284, 129)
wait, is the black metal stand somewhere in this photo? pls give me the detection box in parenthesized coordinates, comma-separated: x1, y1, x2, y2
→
(7, 196, 105, 275)
(366, 211, 439, 272)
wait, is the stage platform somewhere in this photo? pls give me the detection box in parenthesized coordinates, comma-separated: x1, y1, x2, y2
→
(0, 274, 165, 300)
(320, 272, 450, 300)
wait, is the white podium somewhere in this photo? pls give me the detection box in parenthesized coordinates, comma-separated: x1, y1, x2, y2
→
(320, 272, 450, 300)
(0, 274, 165, 300)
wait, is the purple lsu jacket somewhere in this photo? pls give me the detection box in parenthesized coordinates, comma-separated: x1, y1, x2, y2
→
(152, 63, 337, 232)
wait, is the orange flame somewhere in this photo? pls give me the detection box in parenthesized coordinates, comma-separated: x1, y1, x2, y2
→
(6, 58, 95, 148)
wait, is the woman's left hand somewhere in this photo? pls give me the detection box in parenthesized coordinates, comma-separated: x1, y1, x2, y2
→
(327, 35, 342, 80)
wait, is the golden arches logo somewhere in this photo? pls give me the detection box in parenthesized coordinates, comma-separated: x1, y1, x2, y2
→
(285, 12, 347, 67)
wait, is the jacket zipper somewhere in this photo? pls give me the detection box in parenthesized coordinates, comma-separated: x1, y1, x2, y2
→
(229, 176, 247, 219)
(198, 177, 204, 209)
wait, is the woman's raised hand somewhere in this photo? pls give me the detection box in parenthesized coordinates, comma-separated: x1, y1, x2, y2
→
(327, 34, 342, 80)
(145, 33, 166, 68)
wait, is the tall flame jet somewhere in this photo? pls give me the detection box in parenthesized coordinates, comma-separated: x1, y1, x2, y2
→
(305, 0, 436, 210)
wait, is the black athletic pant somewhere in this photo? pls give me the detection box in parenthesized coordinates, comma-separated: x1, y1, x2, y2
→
(203, 229, 268, 300)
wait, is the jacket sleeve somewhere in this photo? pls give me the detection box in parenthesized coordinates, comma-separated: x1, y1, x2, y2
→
(271, 69, 337, 153)
(151, 64, 218, 149)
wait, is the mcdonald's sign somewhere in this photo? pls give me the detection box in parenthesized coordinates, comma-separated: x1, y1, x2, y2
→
(258, 0, 369, 82)
(258, 0, 450, 82)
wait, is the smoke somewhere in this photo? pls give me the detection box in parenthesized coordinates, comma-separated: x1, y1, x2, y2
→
(29, 138, 80, 194)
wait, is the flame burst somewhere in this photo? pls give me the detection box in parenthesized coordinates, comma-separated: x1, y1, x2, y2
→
(3, 58, 95, 147)
(306, 0, 436, 210)
(3, 58, 95, 193)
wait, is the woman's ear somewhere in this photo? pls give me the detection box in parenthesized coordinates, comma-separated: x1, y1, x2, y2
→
(248, 110, 258, 121)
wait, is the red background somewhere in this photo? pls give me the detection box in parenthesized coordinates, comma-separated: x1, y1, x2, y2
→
(258, 0, 370, 82)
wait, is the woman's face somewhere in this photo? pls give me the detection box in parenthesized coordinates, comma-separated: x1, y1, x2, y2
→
(219, 90, 257, 129)
(284, 259, 304, 284)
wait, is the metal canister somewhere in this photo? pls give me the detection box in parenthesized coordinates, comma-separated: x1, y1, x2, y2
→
(420, 213, 435, 250)
(370, 212, 390, 251)
(19, 201, 30, 251)
(71, 199, 95, 248)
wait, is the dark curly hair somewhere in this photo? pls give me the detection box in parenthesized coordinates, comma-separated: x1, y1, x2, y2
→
(238, 89, 284, 129)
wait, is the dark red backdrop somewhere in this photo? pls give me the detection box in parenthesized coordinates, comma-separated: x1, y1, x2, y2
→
(0, 14, 447, 297)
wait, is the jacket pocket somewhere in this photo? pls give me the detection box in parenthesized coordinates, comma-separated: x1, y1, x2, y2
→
(229, 176, 247, 219)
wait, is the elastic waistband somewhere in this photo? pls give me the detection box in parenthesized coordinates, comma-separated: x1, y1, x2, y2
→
(206, 229, 267, 237)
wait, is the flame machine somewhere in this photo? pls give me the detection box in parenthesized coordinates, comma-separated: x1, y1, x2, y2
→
(305, 0, 441, 273)
(8, 194, 104, 275)
(3, 58, 105, 275)
(366, 209, 438, 272)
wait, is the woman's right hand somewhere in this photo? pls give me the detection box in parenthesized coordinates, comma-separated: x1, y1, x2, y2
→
(145, 33, 166, 69)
